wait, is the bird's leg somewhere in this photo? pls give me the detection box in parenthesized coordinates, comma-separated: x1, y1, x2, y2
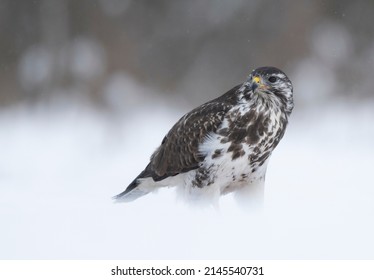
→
(212, 199, 221, 213)
(234, 179, 265, 213)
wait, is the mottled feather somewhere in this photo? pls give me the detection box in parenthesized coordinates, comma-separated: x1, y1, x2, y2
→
(150, 85, 241, 179)
(114, 66, 293, 204)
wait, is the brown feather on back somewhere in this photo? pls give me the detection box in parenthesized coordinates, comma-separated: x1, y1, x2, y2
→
(150, 85, 242, 178)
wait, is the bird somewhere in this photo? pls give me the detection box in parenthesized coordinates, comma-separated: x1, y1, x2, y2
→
(114, 66, 294, 207)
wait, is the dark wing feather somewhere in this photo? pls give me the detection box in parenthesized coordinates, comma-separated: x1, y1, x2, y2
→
(149, 84, 241, 180)
(114, 84, 242, 201)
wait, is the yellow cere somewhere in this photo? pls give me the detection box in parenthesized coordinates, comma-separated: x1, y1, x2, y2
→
(253, 76, 261, 84)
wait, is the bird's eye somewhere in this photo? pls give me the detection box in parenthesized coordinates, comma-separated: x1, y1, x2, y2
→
(268, 76, 278, 83)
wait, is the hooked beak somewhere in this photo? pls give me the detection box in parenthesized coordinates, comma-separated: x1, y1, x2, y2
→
(251, 75, 268, 92)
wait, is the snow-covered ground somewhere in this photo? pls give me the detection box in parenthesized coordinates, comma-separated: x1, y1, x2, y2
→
(1, 100, 374, 259)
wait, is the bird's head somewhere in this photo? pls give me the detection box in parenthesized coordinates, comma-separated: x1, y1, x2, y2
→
(245, 66, 294, 114)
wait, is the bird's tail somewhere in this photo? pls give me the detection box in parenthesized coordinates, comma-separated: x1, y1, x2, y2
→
(113, 166, 154, 202)
(113, 177, 150, 202)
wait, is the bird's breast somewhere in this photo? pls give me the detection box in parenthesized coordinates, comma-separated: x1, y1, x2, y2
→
(195, 102, 287, 189)
(216, 103, 285, 154)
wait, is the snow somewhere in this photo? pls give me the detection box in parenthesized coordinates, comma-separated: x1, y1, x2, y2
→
(1, 100, 374, 259)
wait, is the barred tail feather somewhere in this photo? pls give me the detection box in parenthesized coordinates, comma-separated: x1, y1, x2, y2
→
(114, 162, 175, 203)
(114, 163, 157, 202)
(113, 177, 150, 202)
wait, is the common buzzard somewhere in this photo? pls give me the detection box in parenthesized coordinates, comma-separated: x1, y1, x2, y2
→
(114, 66, 293, 206)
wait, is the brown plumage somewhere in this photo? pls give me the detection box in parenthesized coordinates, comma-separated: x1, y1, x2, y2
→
(114, 66, 293, 204)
